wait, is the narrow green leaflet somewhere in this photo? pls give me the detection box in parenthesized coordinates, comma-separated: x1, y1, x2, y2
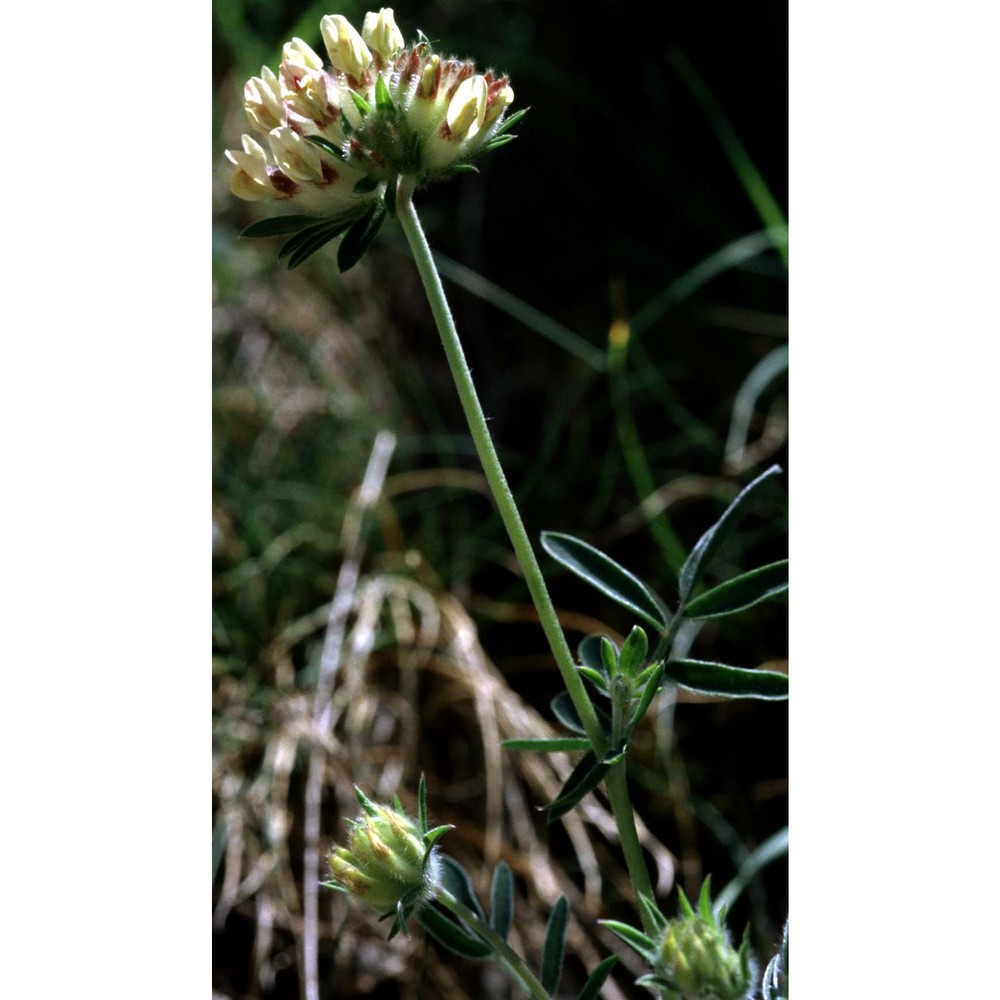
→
(502, 737, 591, 752)
(337, 201, 387, 273)
(678, 465, 783, 602)
(576, 955, 619, 1000)
(578, 634, 610, 677)
(684, 560, 788, 620)
(304, 134, 347, 161)
(550, 691, 612, 739)
(540, 897, 569, 994)
(481, 133, 517, 153)
(628, 662, 664, 729)
(418, 773, 428, 835)
(541, 531, 668, 631)
(662, 659, 788, 700)
(353, 175, 381, 194)
(638, 894, 669, 938)
(489, 861, 514, 941)
(490, 107, 528, 137)
(416, 903, 492, 960)
(544, 752, 610, 821)
(618, 626, 649, 679)
(438, 855, 486, 921)
(598, 920, 658, 963)
(240, 214, 325, 238)
(277, 219, 352, 266)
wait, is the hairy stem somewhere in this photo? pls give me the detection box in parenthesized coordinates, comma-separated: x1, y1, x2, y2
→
(436, 889, 551, 1000)
(395, 178, 606, 757)
(397, 179, 658, 944)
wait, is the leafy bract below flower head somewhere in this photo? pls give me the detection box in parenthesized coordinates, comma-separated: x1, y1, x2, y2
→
(323, 783, 452, 939)
(226, 8, 521, 269)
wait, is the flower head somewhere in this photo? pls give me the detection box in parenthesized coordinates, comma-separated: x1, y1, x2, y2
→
(324, 782, 451, 938)
(601, 879, 756, 1000)
(226, 9, 522, 269)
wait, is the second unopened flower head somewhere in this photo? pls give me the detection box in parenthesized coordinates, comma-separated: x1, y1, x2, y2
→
(227, 8, 516, 214)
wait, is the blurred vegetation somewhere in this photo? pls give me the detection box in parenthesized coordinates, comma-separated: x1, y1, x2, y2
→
(213, 1, 787, 997)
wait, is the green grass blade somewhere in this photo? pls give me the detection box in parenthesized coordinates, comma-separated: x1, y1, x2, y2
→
(714, 827, 789, 915)
(667, 48, 788, 268)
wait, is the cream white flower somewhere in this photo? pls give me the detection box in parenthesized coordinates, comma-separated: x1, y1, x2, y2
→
(362, 7, 404, 60)
(226, 10, 521, 266)
(320, 14, 373, 78)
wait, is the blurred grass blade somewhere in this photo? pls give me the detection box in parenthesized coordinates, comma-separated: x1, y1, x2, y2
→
(541, 531, 668, 631)
(576, 955, 619, 1000)
(632, 229, 787, 337)
(678, 465, 783, 602)
(428, 249, 606, 370)
(684, 560, 788, 619)
(725, 346, 789, 465)
(416, 903, 492, 959)
(667, 48, 788, 268)
(715, 827, 789, 915)
(540, 896, 569, 994)
(502, 737, 592, 752)
(663, 659, 788, 700)
(489, 861, 514, 941)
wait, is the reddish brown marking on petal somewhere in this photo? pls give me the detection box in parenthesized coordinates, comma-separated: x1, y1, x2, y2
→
(439, 121, 452, 140)
(350, 138, 364, 156)
(288, 119, 304, 135)
(427, 60, 442, 99)
(321, 163, 339, 184)
(269, 169, 298, 197)
(445, 63, 474, 99)
(405, 49, 420, 80)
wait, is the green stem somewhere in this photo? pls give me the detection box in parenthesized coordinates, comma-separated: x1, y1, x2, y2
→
(397, 179, 658, 947)
(605, 761, 655, 930)
(395, 179, 606, 758)
(436, 888, 551, 1000)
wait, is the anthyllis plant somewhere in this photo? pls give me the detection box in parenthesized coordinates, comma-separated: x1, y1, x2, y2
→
(227, 9, 788, 998)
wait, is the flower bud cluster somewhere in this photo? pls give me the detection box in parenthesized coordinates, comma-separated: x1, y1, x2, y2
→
(658, 914, 752, 1000)
(328, 795, 439, 915)
(226, 7, 515, 213)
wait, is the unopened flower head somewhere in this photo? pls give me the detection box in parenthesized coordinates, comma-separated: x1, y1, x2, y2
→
(656, 884, 755, 1000)
(325, 785, 450, 936)
(226, 8, 518, 215)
